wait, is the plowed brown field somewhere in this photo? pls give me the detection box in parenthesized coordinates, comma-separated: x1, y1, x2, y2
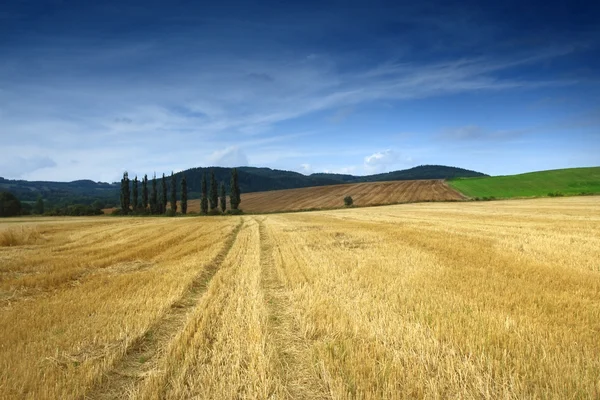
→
(185, 179, 465, 213)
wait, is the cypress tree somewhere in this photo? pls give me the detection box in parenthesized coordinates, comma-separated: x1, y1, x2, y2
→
(181, 174, 188, 215)
(230, 168, 241, 210)
(150, 173, 158, 214)
(220, 182, 227, 212)
(161, 173, 167, 214)
(34, 195, 44, 215)
(120, 172, 130, 214)
(209, 170, 218, 210)
(0, 192, 22, 217)
(119, 172, 124, 212)
(125, 172, 130, 211)
(200, 173, 208, 214)
(142, 174, 148, 210)
(170, 172, 177, 213)
(132, 176, 139, 211)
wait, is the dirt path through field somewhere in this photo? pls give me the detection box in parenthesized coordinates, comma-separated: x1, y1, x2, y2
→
(257, 217, 330, 399)
(84, 220, 244, 399)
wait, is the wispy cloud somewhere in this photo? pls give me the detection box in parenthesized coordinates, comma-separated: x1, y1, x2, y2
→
(439, 125, 528, 141)
(0, 0, 594, 181)
(2, 46, 575, 143)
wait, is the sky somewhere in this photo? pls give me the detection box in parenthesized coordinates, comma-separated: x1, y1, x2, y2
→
(1, 0, 599, 182)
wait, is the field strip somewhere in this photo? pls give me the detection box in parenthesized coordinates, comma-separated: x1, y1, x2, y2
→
(1, 221, 231, 309)
(83, 219, 244, 400)
(257, 217, 330, 399)
(134, 217, 274, 399)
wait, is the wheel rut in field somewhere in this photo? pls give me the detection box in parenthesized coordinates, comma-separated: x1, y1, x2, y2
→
(83, 219, 245, 400)
(257, 217, 329, 400)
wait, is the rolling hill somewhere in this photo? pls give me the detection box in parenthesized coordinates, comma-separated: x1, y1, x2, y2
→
(184, 179, 466, 214)
(448, 167, 600, 199)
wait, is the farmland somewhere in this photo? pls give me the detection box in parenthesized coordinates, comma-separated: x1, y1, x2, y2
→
(1, 197, 600, 398)
(449, 166, 600, 199)
(186, 179, 466, 213)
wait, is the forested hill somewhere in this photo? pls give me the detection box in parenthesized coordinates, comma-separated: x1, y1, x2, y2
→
(0, 165, 486, 208)
(173, 165, 486, 198)
(310, 165, 488, 183)
(0, 177, 118, 208)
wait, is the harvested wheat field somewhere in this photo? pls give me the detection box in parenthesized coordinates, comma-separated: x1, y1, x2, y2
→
(185, 179, 466, 214)
(1, 196, 600, 399)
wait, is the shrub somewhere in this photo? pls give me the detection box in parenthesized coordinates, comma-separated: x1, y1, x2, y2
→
(226, 209, 244, 215)
(548, 191, 564, 197)
(344, 196, 353, 207)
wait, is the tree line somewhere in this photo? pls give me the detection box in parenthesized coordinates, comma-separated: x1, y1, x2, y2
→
(118, 168, 241, 215)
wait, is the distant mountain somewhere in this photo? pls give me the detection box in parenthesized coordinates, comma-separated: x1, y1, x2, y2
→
(0, 165, 486, 208)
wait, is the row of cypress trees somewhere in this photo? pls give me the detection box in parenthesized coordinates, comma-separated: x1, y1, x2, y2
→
(119, 168, 241, 215)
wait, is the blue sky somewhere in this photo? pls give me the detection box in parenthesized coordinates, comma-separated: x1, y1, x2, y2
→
(1, 0, 599, 182)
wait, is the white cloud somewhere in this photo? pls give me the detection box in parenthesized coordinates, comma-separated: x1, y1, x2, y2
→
(299, 163, 312, 174)
(364, 149, 412, 173)
(208, 146, 249, 167)
(364, 149, 399, 169)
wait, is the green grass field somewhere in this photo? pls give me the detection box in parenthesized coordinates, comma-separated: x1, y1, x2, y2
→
(448, 167, 600, 199)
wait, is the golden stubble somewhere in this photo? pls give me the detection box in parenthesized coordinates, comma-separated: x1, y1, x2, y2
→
(1, 196, 599, 399)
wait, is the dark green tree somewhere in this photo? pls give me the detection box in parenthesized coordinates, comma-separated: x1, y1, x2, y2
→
(181, 174, 188, 215)
(132, 176, 139, 211)
(200, 173, 209, 214)
(220, 182, 227, 212)
(0, 191, 22, 217)
(170, 172, 177, 213)
(142, 174, 149, 210)
(150, 173, 158, 214)
(209, 170, 218, 211)
(161, 173, 167, 214)
(344, 195, 353, 206)
(34, 195, 44, 215)
(230, 168, 241, 210)
(120, 172, 130, 214)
